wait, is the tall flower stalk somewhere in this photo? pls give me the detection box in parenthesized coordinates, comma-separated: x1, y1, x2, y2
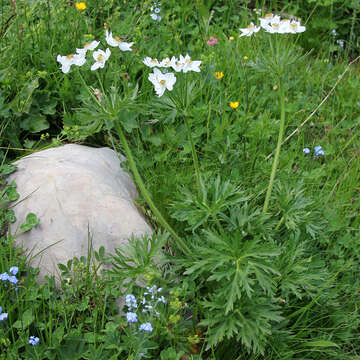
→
(183, 116, 201, 195)
(262, 76, 285, 214)
(114, 122, 191, 255)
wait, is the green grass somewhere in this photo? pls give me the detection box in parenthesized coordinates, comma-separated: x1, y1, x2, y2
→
(1, 0, 360, 358)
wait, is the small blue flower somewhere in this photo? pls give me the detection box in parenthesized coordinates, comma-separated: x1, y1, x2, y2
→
(0, 307, 8, 322)
(9, 266, 19, 276)
(0, 272, 10, 281)
(8, 276, 18, 285)
(314, 145, 324, 156)
(303, 147, 310, 155)
(126, 312, 138, 323)
(139, 322, 153, 332)
(154, 7, 160, 13)
(29, 336, 40, 346)
(157, 295, 166, 303)
(125, 294, 137, 309)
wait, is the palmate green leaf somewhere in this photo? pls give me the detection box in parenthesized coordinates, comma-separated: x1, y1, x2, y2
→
(186, 230, 280, 314)
(277, 233, 328, 300)
(201, 295, 283, 354)
(170, 176, 248, 231)
(105, 232, 168, 292)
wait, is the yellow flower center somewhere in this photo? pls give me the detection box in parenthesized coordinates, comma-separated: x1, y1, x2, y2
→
(66, 54, 75, 59)
(248, 23, 254, 29)
(185, 59, 192, 64)
(265, 13, 273, 19)
(160, 80, 166, 85)
(97, 54, 104, 62)
(290, 23, 297, 29)
(114, 36, 122, 42)
(273, 23, 279, 29)
(151, 59, 158, 63)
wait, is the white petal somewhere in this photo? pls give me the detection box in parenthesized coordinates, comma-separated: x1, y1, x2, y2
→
(119, 42, 133, 52)
(87, 40, 100, 50)
(105, 31, 119, 47)
(61, 63, 71, 73)
(155, 85, 166, 97)
(91, 62, 101, 71)
(76, 48, 87, 56)
(148, 73, 158, 86)
(153, 68, 163, 77)
(74, 54, 86, 66)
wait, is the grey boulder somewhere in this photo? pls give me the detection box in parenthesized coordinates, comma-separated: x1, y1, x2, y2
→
(7, 144, 152, 282)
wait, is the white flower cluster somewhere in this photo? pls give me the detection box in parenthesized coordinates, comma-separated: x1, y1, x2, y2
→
(239, 13, 306, 37)
(143, 54, 201, 97)
(56, 30, 133, 73)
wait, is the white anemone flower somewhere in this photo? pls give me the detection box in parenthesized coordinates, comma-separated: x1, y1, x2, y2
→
(170, 58, 184, 72)
(278, 19, 291, 33)
(263, 15, 283, 33)
(160, 56, 177, 68)
(76, 40, 100, 56)
(179, 54, 201, 73)
(143, 57, 161, 68)
(288, 20, 306, 34)
(260, 14, 280, 31)
(105, 30, 133, 51)
(148, 68, 176, 97)
(91, 48, 111, 71)
(56, 53, 86, 73)
(239, 22, 261, 37)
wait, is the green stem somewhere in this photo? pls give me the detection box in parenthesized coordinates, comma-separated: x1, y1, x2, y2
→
(213, 213, 225, 235)
(275, 215, 285, 231)
(263, 77, 286, 214)
(184, 117, 201, 195)
(114, 123, 190, 255)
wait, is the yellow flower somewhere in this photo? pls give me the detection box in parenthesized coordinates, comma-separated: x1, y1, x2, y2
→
(75, 2, 86, 11)
(229, 101, 239, 109)
(243, 56, 248, 60)
(214, 71, 224, 79)
(229, 36, 235, 41)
